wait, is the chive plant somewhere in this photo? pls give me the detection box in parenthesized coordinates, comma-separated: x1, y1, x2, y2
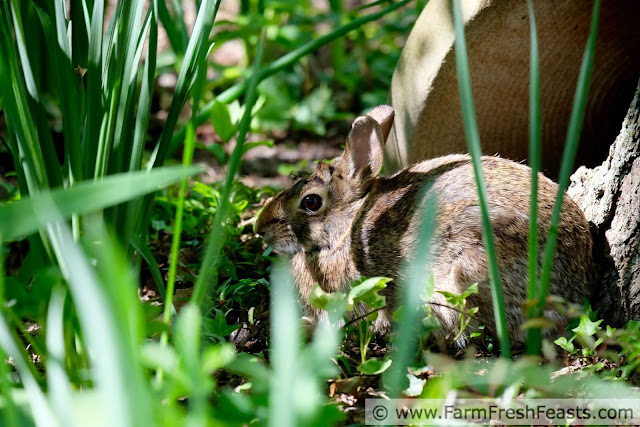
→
(451, 0, 601, 356)
(526, 0, 601, 352)
(451, 0, 511, 358)
(525, 0, 542, 355)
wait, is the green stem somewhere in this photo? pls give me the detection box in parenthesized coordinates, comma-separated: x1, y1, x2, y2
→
(452, 0, 511, 358)
(527, 0, 600, 350)
(155, 38, 209, 389)
(191, 33, 266, 309)
(525, 0, 542, 355)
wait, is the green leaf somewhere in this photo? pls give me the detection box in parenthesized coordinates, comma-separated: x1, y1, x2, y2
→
(242, 139, 274, 155)
(268, 261, 300, 426)
(554, 336, 575, 353)
(572, 315, 603, 338)
(203, 308, 238, 340)
(460, 282, 479, 299)
(210, 100, 236, 142)
(226, 354, 270, 393)
(309, 282, 348, 313)
(357, 357, 392, 375)
(0, 165, 202, 241)
(403, 373, 426, 397)
(292, 84, 336, 135)
(422, 316, 441, 335)
(437, 290, 461, 306)
(140, 342, 180, 373)
(201, 343, 236, 373)
(149, 0, 222, 167)
(348, 277, 389, 310)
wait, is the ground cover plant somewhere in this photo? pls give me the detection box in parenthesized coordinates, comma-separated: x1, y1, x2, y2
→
(0, 0, 639, 426)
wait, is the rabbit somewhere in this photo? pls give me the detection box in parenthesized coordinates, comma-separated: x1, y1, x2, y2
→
(255, 105, 594, 347)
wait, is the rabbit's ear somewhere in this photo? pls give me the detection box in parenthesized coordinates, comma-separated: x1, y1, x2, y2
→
(344, 115, 385, 183)
(366, 105, 394, 143)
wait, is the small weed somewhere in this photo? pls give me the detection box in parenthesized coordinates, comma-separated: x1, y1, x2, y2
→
(438, 282, 479, 343)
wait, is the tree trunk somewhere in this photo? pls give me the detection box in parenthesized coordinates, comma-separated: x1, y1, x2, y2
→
(568, 78, 640, 325)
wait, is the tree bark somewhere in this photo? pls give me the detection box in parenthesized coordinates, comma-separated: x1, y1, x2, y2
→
(568, 78, 640, 325)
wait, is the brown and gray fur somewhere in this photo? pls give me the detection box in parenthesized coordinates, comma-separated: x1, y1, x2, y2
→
(255, 105, 594, 346)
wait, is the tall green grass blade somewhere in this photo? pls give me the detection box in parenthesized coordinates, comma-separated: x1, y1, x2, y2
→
(83, 0, 104, 178)
(70, 0, 89, 67)
(452, 0, 510, 357)
(164, 41, 211, 328)
(130, 236, 169, 304)
(28, 99, 64, 189)
(0, 2, 49, 192)
(0, 313, 55, 426)
(0, 242, 20, 427)
(156, 35, 213, 388)
(52, 0, 71, 59)
(92, 0, 122, 179)
(383, 190, 437, 395)
(175, 304, 208, 426)
(0, 165, 202, 241)
(15, 4, 63, 189)
(45, 218, 153, 427)
(125, 17, 159, 236)
(0, 349, 19, 427)
(132, 0, 220, 244)
(109, 1, 145, 175)
(129, 4, 157, 174)
(148, 0, 221, 169)
(268, 261, 299, 427)
(169, 0, 412, 151)
(94, 1, 142, 179)
(191, 34, 265, 308)
(0, 241, 55, 426)
(157, 0, 188, 59)
(45, 0, 84, 183)
(45, 286, 74, 427)
(32, 2, 84, 237)
(525, 0, 542, 355)
(527, 0, 601, 350)
(112, 6, 155, 234)
(9, 1, 38, 100)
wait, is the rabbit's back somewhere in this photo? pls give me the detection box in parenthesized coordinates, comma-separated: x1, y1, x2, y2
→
(353, 155, 593, 343)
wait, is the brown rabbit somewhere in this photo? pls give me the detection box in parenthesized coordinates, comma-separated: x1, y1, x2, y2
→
(255, 105, 593, 346)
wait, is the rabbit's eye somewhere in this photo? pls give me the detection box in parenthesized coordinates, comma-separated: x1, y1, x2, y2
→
(301, 194, 322, 212)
